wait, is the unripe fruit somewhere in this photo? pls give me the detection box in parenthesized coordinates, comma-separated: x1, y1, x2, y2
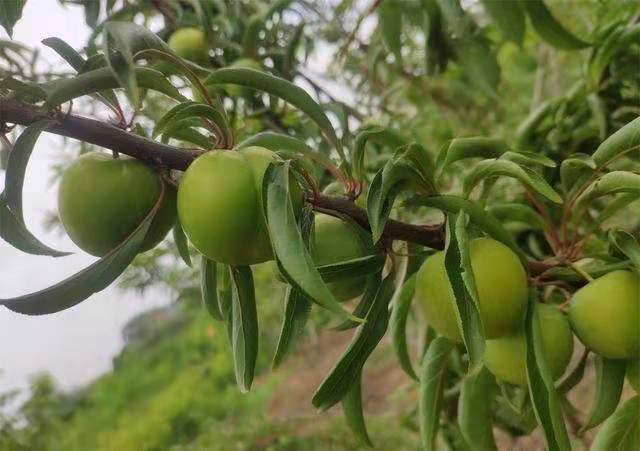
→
(311, 214, 369, 302)
(322, 181, 365, 208)
(58, 152, 176, 257)
(415, 238, 528, 341)
(627, 359, 639, 392)
(569, 270, 639, 360)
(168, 27, 208, 64)
(484, 304, 574, 386)
(177, 147, 301, 265)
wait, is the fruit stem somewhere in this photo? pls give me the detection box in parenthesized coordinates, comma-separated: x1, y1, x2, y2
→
(567, 261, 594, 283)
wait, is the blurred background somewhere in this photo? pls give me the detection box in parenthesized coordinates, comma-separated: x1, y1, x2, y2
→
(1, 0, 638, 450)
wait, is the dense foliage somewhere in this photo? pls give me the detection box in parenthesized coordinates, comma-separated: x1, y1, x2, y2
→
(0, 0, 639, 450)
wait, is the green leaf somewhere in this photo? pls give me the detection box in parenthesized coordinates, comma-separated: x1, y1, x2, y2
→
(42, 66, 186, 108)
(480, 0, 525, 45)
(159, 119, 212, 149)
(588, 23, 640, 88)
(559, 153, 596, 194)
(419, 336, 454, 451)
(272, 206, 314, 368)
(263, 162, 355, 320)
(515, 100, 555, 150)
(153, 101, 232, 147)
(458, 367, 497, 451)
(342, 370, 374, 448)
(378, 0, 403, 66)
(4, 120, 53, 221)
(487, 203, 546, 231)
(272, 286, 311, 368)
(580, 356, 626, 432)
(463, 158, 562, 204)
(367, 143, 436, 242)
(501, 151, 556, 168)
(229, 265, 259, 393)
(333, 273, 382, 332)
(1, 184, 166, 315)
(0, 0, 26, 38)
(590, 396, 640, 451)
(609, 231, 640, 273)
(0, 197, 68, 257)
(556, 349, 589, 394)
(312, 274, 395, 411)
(84, 0, 100, 27)
(102, 21, 174, 107)
(41, 37, 85, 70)
(201, 257, 223, 321)
(390, 274, 418, 381)
(1, 120, 68, 257)
(317, 254, 385, 283)
(436, 137, 508, 176)
(576, 171, 640, 207)
(520, 0, 589, 50)
(352, 125, 405, 179)
(0, 77, 46, 102)
(237, 132, 336, 172)
(592, 116, 640, 168)
(444, 213, 485, 374)
(524, 296, 571, 451)
(173, 220, 191, 267)
(422, 0, 449, 75)
(416, 195, 523, 262)
(204, 68, 345, 163)
(455, 37, 500, 97)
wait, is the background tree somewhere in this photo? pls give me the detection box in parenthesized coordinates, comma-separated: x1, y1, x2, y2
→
(0, 0, 639, 450)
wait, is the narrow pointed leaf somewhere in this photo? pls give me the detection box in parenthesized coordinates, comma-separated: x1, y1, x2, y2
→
(580, 357, 626, 432)
(204, 68, 345, 162)
(488, 203, 546, 230)
(524, 295, 572, 451)
(590, 396, 640, 451)
(520, 0, 589, 50)
(436, 137, 508, 176)
(444, 213, 485, 374)
(312, 274, 395, 410)
(390, 274, 418, 380)
(153, 102, 231, 147)
(229, 265, 259, 393)
(43, 66, 186, 108)
(317, 254, 385, 282)
(458, 367, 498, 451)
(501, 151, 556, 168)
(272, 206, 314, 368)
(334, 273, 382, 331)
(342, 370, 374, 447)
(592, 116, 640, 168)
(609, 231, 640, 272)
(1, 184, 166, 315)
(173, 220, 191, 267)
(352, 125, 405, 179)
(557, 349, 589, 394)
(201, 257, 222, 321)
(263, 162, 355, 320)
(0, 0, 26, 38)
(576, 171, 640, 207)
(463, 159, 562, 204)
(560, 154, 596, 194)
(419, 336, 454, 451)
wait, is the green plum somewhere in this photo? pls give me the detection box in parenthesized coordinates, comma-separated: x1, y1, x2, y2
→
(168, 27, 208, 64)
(177, 146, 301, 265)
(322, 181, 365, 208)
(484, 303, 574, 385)
(310, 214, 370, 302)
(415, 237, 528, 341)
(58, 152, 176, 257)
(569, 270, 639, 359)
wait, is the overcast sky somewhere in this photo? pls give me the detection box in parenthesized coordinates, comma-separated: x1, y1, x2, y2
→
(0, 1, 170, 399)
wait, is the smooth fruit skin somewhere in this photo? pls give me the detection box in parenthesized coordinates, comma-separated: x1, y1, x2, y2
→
(415, 237, 528, 341)
(311, 214, 369, 302)
(569, 270, 639, 360)
(177, 147, 300, 266)
(627, 358, 639, 392)
(58, 152, 176, 257)
(484, 304, 573, 386)
(168, 28, 208, 64)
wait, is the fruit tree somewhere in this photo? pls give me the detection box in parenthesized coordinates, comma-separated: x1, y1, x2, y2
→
(0, 1, 638, 450)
